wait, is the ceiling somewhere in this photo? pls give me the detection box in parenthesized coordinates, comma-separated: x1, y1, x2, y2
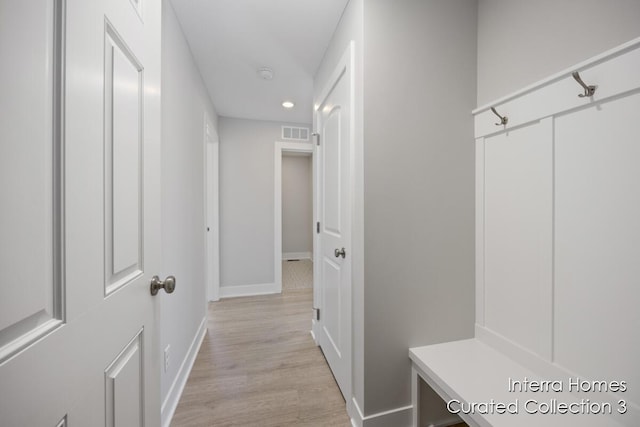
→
(169, 0, 349, 124)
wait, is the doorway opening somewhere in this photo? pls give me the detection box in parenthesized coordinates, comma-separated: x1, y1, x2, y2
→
(281, 151, 313, 292)
(274, 141, 315, 296)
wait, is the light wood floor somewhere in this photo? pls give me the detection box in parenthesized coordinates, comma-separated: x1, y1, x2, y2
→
(171, 288, 351, 426)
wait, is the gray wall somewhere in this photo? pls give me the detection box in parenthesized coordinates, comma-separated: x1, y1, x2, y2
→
(218, 118, 311, 288)
(161, 0, 219, 413)
(363, 0, 477, 414)
(477, 0, 640, 105)
(282, 155, 313, 255)
(314, 0, 476, 419)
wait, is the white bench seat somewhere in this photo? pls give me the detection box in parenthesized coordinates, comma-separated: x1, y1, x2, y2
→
(409, 339, 626, 427)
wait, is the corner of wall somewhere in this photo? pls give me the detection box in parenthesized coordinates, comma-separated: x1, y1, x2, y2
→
(360, 0, 477, 416)
(350, 397, 413, 427)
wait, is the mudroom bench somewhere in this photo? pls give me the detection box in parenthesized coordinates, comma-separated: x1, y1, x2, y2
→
(410, 36, 640, 427)
(409, 339, 626, 427)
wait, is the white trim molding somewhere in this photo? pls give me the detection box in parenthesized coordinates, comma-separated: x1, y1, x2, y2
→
(161, 317, 207, 427)
(219, 282, 279, 299)
(309, 327, 317, 344)
(282, 251, 312, 260)
(351, 397, 413, 427)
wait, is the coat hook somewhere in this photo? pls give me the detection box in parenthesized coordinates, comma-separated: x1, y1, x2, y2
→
(490, 107, 508, 126)
(572, 71, 596, 98)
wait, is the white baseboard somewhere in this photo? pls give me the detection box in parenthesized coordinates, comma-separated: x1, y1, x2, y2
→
(350, 398, 361, 427)
(282, 251, 312, 260)
(161, 316, 207, 427)
(310, 319, 319, 345)
(219, 282, 279, 298)
(351, 397, 413, 427)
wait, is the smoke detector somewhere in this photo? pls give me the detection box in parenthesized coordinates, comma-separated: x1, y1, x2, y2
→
(257, 67, 274, 80)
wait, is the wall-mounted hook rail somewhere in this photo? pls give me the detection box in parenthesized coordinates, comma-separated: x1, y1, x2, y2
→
(572, 71, 596, 98)
(490, 107, 508, 126)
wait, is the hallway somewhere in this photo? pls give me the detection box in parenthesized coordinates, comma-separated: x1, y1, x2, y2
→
(171, 284, 350, 425)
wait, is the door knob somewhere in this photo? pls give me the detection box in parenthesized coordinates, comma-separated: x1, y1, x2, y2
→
(334, 247, 346, 258)
(150, 275, 176, 295)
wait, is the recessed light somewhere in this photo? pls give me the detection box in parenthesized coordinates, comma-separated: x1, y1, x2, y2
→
(282, 101, 295, 109)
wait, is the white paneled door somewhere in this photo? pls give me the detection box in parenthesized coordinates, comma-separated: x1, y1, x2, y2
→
(0, 0, 162, 425)
(315, 44, 353, 400)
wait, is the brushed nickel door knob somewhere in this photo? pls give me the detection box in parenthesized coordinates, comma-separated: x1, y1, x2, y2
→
(150, 275, 176, 295)
(334, 247, 346, 258)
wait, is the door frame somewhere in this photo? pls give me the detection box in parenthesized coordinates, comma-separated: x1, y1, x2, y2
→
(274, 141, 315, 293)
(204, 113, 220, 301)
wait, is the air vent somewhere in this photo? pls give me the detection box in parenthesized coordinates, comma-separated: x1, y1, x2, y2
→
(282, 126, 309, 141)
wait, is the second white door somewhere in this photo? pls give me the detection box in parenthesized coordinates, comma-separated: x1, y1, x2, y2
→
(315, 44, 353, 400)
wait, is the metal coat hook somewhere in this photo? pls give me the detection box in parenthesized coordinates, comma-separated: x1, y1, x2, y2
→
(490, 107, 508, 126)
(572, 71, 596, 98)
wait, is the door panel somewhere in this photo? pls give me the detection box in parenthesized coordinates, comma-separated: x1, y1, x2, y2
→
(0, 0, 63, 362)
(105, 330, 144, 427)
(322, 108, 342, 234)
(315, 45, 352, 400)
(321, 257, 342, 355)
(0, 0, 161, 425)
(105, 21, 144, 294)
(111, 46, 141, 275)
(0, 3, 54, 257)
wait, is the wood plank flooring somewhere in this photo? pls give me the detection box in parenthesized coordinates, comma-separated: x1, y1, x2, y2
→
(171, 288, 351, 426)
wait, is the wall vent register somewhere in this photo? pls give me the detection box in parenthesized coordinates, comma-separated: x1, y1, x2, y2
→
(281, 126, 309, 141)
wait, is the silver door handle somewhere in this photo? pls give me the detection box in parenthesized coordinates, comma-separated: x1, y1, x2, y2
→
(150, 275, 176, 295)
(334, 248, 346, 258)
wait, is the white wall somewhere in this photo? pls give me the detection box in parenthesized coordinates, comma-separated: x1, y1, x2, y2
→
(218, 118, 311, 289)
(363, 0, 477, 416)
(477, 0, 640, 105)
(161, 0, 218, 422)
(282, 155, 313, 256)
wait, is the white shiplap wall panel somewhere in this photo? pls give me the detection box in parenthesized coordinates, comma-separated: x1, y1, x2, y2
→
(483, 119, 553, 361)
(473, 37, 640, 423)
(554, 92, 640, 406)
